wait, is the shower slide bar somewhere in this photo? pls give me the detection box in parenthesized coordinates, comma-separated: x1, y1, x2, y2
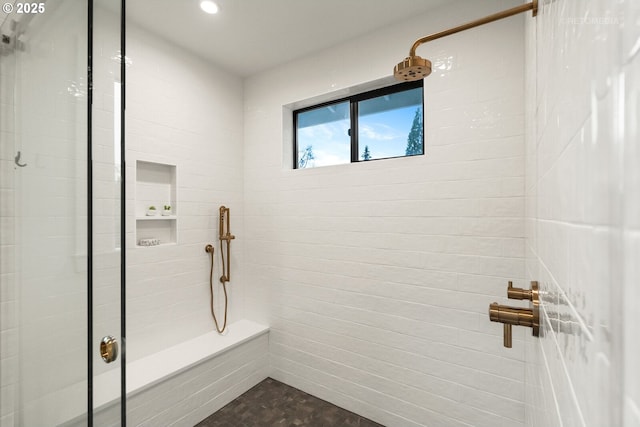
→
(205, 205, 235, 334)
(219, 205, 235, 283)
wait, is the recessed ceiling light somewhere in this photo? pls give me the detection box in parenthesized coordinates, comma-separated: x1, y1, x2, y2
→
(200, 0, 219, 14)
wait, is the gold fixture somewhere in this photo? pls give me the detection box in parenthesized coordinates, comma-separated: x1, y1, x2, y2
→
(100, 335, 118, 363)
(394, 0, 538, 81)
(488, 281, 540, 348)
(204, 205, 235, 334)
(507, 280, 533, 300)
(395, 56, 432, 81)
(219, 205, 235, 284)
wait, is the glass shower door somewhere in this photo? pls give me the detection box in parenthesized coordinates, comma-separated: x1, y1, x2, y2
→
(91, 0, 127, 424)
(0, 1, 125, 425)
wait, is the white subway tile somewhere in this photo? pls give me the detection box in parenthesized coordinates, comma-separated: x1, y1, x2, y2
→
(525, 1, 637, 426)
(244, 1, 527, 424)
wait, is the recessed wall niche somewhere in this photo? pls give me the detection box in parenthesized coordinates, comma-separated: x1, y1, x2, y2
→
(135, 160, 177, 246)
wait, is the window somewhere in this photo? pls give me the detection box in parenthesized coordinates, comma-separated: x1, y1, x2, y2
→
(294, 80, 423, 169)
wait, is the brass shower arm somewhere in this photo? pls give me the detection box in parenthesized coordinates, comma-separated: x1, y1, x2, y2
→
(395, 0, 537, 81)
(408, 1, 537, 57)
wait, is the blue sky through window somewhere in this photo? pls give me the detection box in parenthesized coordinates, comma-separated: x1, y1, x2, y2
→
(296, 86, 422, 168)
(358, 105, 421, 160)
(297, 101, 350, 167)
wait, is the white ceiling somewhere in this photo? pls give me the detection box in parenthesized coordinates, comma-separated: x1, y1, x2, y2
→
(126, 0, 450, 77)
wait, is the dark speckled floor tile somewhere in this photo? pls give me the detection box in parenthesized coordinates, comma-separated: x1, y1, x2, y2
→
(195, 377, 385, 427)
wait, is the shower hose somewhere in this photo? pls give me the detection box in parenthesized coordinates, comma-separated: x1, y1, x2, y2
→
(206, 245, 228, 333)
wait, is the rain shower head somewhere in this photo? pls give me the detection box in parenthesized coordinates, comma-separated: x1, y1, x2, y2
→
(394, 55, 432, 82)
(393, 0, 537, 82)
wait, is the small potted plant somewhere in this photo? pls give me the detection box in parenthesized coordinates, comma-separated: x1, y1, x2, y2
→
(162, 205, 172, 216)
(146, 205, 157, 216)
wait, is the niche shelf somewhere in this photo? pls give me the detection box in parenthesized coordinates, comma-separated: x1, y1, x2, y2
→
(135, 160, 177, 247)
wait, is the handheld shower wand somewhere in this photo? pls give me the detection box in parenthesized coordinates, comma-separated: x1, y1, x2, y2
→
(205, 244, 227, 333)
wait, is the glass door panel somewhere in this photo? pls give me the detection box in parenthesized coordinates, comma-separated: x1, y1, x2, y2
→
(0, 1, 92, 425)
(0, 1, 125, 425)
(92, 0, 125, 425)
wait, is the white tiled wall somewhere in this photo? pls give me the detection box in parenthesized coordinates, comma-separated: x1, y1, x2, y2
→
(90, 1, 250, 368)
(122, 14, 247, 364)
(244, 1, 527, 425)
(524, 1, 640, 427)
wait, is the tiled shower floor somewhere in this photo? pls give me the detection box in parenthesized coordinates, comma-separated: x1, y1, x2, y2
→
(195, 377, 385, 427)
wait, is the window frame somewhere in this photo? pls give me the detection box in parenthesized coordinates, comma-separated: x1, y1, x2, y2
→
(293, 79, 424, 169)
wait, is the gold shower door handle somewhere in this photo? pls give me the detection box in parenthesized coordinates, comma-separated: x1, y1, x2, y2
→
(100, 335, 118, 363)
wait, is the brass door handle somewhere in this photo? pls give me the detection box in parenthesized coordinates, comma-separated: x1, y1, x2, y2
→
(488, 281, 540, 348)
(100, 335, 118, 363)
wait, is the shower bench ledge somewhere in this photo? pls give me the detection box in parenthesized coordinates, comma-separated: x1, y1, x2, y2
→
(96, 319, 269, 406)
(55, 319, 269, 426)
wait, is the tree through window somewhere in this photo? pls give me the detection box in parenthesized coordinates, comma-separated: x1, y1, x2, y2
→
(294, 80, 424, 168)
